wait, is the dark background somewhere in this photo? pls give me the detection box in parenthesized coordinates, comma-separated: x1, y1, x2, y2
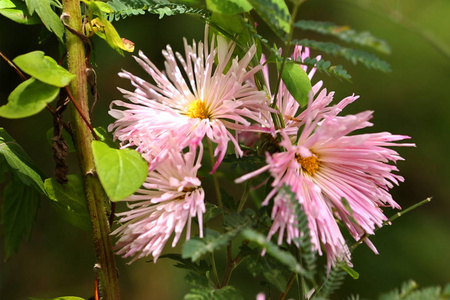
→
(1, 0, 449, 299)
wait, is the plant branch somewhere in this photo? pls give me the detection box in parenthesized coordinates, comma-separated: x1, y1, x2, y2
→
(279, 272, 297, 300)
(62, 1, 120, 299)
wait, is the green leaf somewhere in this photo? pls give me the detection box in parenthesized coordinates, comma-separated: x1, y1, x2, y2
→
(0, 78, 59, 119)
(241, 228, 307, 276)
(89, 17, 134, 55)
(159, 253, 210, 273)
(0, 0, 41, 24)
(92, 140, 148, 201)
(0, 128, 46, 194)
(206, 0, 252, 15)
(340, 264, 359, 280)
(24, 0, 64, 41)
(203, 203, 222, 223)
(280, 60, 312, 108)
(44, 175, 91, 231)
(247, 0, 290, 38)
(13, 51, 76, 87)
(295, 39, 391, 72)
(1, 173, 40, 259)
(294, 20, 391, 54)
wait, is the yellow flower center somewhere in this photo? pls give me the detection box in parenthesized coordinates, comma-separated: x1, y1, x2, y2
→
(295, 153, 320, 176)
(186, 99, 210, 119)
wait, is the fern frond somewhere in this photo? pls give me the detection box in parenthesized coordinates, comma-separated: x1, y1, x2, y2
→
(315, 262, 347, 299)
(300, 57, 351, 81)
(295, 20, 391, 54)
(105, 0, 210, 22)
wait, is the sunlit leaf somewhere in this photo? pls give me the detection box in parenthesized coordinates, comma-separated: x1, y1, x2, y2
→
(0, 0, 41, 24)
(13, 51, 76, 87)
(89, 17, 135, 55)
(92, 140, 148, 201)
(0, 78, 59, 119)
(279, 60, 312, 107)
(206, 0, 252, 15)
(44, 175, 91, 232)
(24, 0, 64, 41)
(341, 264, 359, 279)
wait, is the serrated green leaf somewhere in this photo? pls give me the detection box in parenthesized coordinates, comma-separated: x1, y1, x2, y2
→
(13, 51, 76, 87)
(206, 0, 252, 15)
(247, 0, 290, 38)
(241, 228, 307, 276)
(0, 78, 59, 119)
(295, 20, 391, 54)
(0, 128, 46, 194)
(182, 238, 210, 262)
(280, 60, 312, 107)
(159, 253, 210, 273)
(0, 0, 41, 24)
(1, 173, 40, 259)
(203, 203, 222, 223)
(92, 140, 148, 201)
(44, 175, 91, 231)
(24, 0, 64, 41)
(184, 272, 211, 289)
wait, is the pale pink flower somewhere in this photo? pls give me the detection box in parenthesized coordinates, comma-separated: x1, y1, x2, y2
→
(108, 26, 272, 172)
(112, 143, 205, 262)
(236, 94, 414, 267)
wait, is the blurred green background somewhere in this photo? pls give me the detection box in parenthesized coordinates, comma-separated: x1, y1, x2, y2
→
(1, 0, 449, 299)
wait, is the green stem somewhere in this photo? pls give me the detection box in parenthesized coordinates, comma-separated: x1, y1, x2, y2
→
(350, 197, 432, 251)
(210, 252, 221, 288)
(62, 1, 120, 299)
(220, 243, 235, 288)
(207, 139, 223, 209)
(237, 180, 251, 213)
(279, 272, 297, 300)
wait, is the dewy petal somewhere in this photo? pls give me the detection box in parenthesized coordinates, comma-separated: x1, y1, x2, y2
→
(237, 90, 414, 266)
(109, 25, 272, 171)
(112, 143, 205, 262)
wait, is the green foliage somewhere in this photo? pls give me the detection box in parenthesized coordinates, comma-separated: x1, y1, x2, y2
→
(0, 78, 59, 119)
(0, 128, 46, 194)
(203, 203, 223, 223)
(313, 263, 348, 299)
(24, 0, 64, 42)
(184, 285, 243, 300)
(223, 153, 266, 172)
(295, 20, 391, 54)
(91, 140, 148, 201)
(206, 0, 251, 15)
(0, 128, 45, 259)
(105, 0, 210, 21)
(247, 0, 290, 38)
(13, 51, 76, 87)
(279, 60, 312, 107)
(44, 175, 91, 231)
(159, 253, 210, 273)
(294, 39, 391, 72)
(241, 228, 307, 276)
(300, 57, 351, 80)
(378, 280, 450, 300)
(182, 212, 256, 262)
(0, 0, 41, 24)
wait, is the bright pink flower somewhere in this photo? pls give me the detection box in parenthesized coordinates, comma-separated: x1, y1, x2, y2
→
(236, 93, 414, 266)
(112, 143, 205, 262)
(108, 27, 272, 172)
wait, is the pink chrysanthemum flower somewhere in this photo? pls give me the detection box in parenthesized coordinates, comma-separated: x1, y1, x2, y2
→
(236, 93, 414, 266)
(112, 143, 205, 263)
(108, 27, 271, 172)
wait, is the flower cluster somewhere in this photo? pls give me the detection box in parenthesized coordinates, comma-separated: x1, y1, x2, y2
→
(109, 26, 413, 266)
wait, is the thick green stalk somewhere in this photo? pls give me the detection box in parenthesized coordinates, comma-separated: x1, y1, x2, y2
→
(62, 1, 120, 299)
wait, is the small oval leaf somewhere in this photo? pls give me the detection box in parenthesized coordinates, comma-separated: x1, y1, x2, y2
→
(92, 141, 148, 201)
(0, 78, 59, 119)
(206, 0, 252, 15)
(280, 61, 312, 108)
(0, 0, 41, 24)
(13, 51, 75, 87)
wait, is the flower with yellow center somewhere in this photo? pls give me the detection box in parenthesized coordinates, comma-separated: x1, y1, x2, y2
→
(109, 26, 272, 172)
(295, 153, 320, 176)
